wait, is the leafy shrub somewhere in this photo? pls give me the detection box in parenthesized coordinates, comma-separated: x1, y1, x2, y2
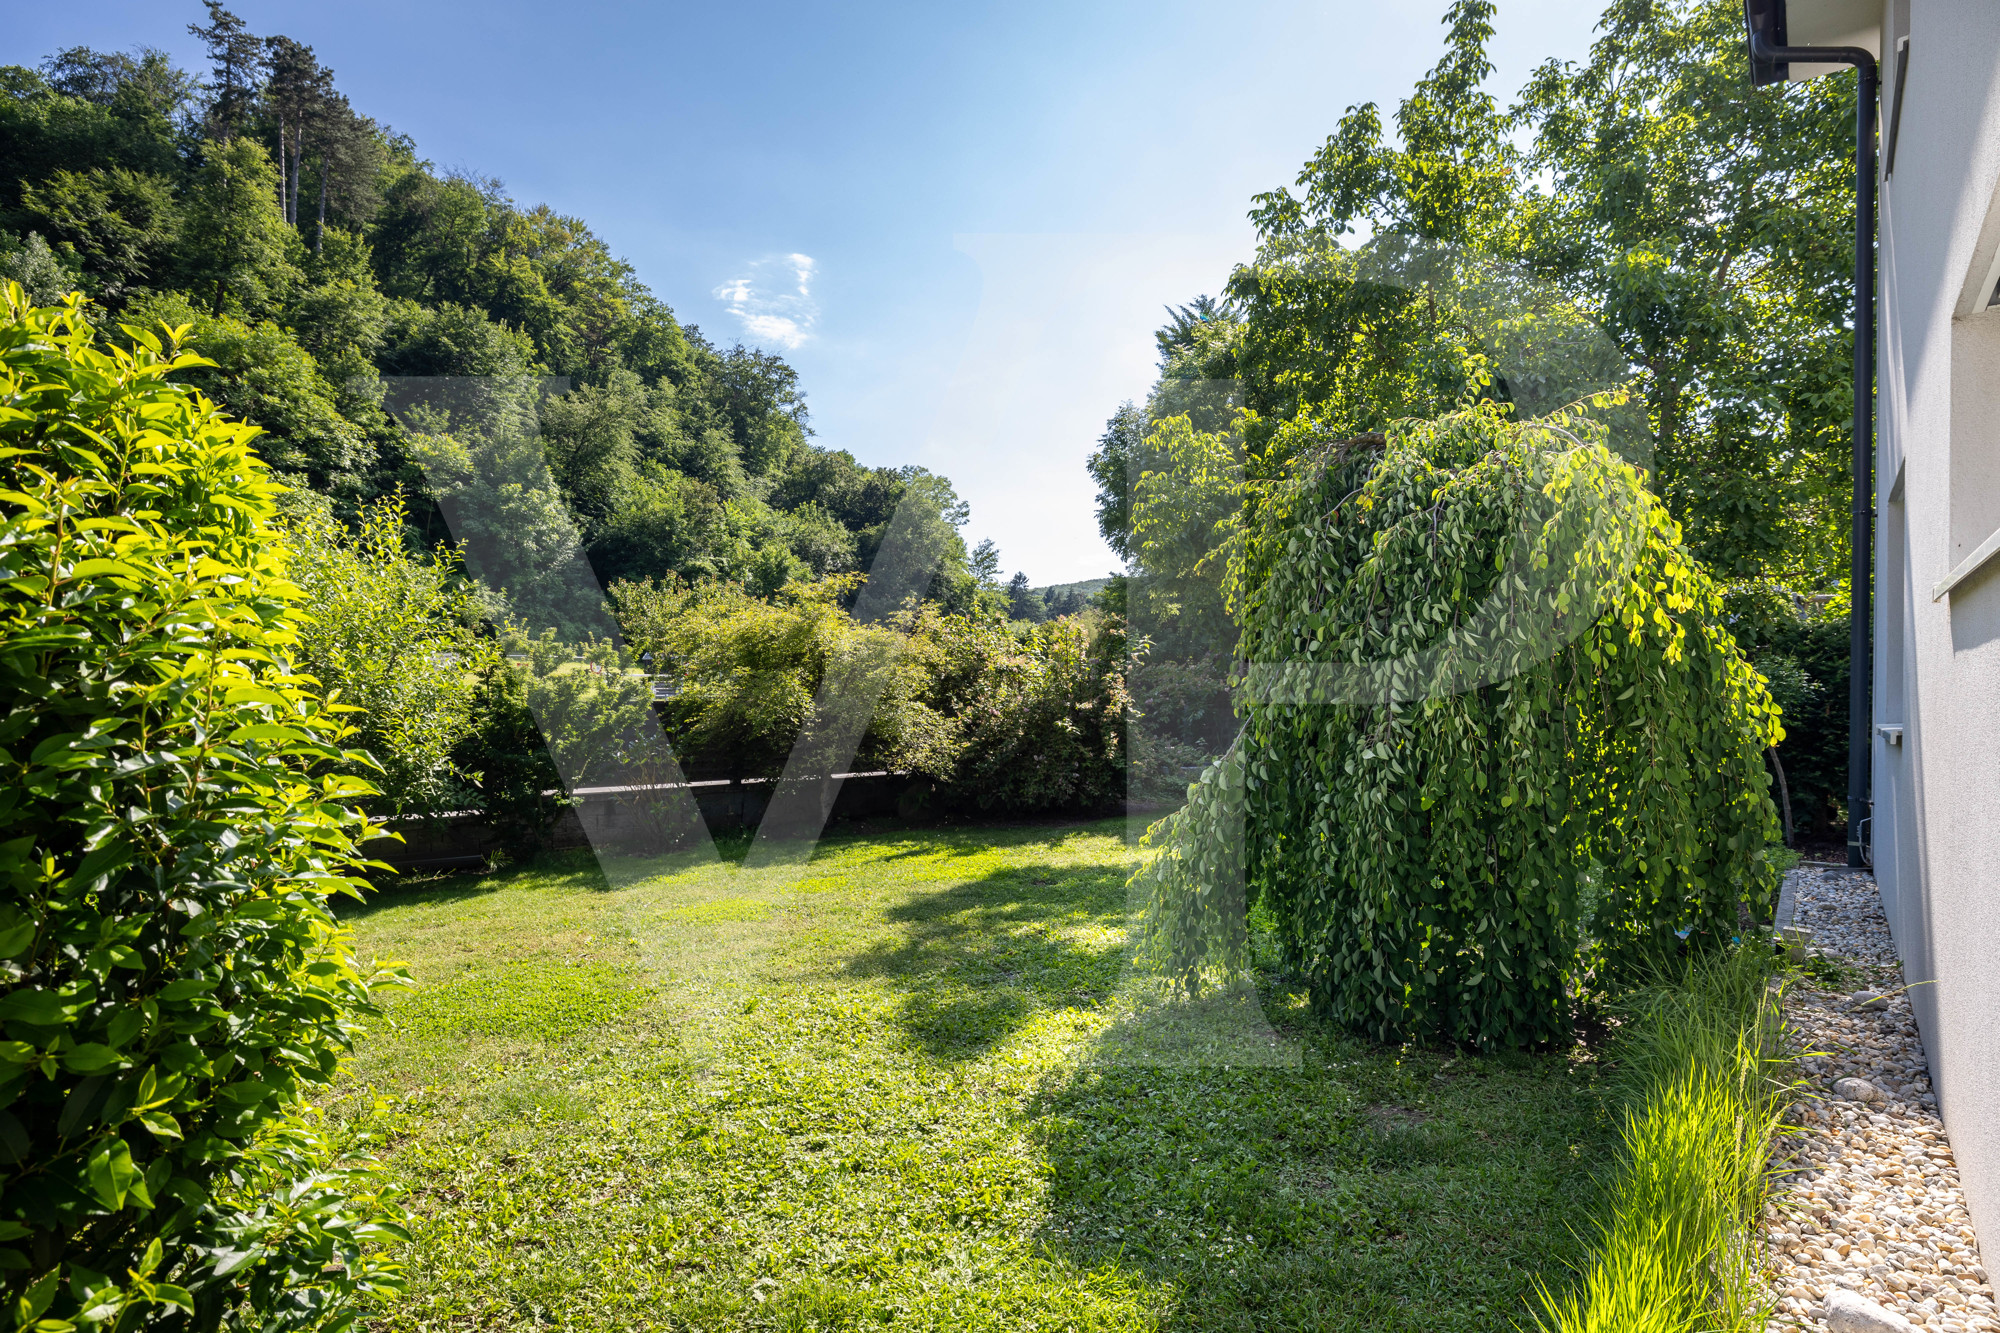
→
(0, 287, 405, 1328)
(610, 575, 1129, 813)
(1248, 404, 1779, 1045)
(1132, 740, 1250, 988)
(1723, 580, 1849, 840)
(446, 655, 565, 856)
(612, 575, 954, 783)
(284, 493, 497, 818)
(120, 291, 373, 501)
(919, 609, 1128, 815)
(503, 631, 671, 792)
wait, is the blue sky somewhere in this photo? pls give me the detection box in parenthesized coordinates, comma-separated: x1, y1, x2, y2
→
(8, 0, 1605, 583)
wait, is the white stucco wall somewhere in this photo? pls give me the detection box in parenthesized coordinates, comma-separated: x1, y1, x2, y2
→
(1875, 0, 2000, 1252)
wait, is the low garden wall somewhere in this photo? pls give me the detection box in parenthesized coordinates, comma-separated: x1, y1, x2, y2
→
(362, 772, 916, 869)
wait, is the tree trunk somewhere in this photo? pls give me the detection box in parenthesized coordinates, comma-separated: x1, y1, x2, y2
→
(274, 111, 288, 224)
(1767, 746, 1795, 848)
(315, 156, 328, 253)
(289, 136, 303, 228)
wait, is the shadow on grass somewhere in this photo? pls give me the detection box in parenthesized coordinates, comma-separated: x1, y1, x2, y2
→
(1027, 1030, 1615, 1332)
(815, 821, 1613, 1329)
(336, 876, 504, 920)
(803, 814, 1132, 863)
(841, 855, 1132, 1061)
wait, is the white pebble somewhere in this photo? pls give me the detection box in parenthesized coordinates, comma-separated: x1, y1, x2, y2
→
(1765, 869, 1997, 1332)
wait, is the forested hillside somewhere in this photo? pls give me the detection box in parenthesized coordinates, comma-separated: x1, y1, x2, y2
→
(0, 2, 980, 606)
(0, 3, 1138, 837)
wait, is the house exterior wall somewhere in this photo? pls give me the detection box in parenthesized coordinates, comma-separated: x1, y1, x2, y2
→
(1873, 0, 2000, 1252)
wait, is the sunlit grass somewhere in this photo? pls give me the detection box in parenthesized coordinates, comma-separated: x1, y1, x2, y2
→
(334, 819, 1615, 1331)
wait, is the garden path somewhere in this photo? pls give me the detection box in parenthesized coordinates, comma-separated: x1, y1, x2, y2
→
(1764, 868, 1997, 1332)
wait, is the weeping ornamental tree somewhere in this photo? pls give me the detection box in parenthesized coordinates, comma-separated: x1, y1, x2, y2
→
(1136, 399, 1783, 1050)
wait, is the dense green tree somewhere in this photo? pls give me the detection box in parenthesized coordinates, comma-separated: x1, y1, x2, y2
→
(1238, 0, 1852, 593)
(283, 229, 389, 365)
(706, 345, 808, 476)
(1086, 400, 1147, 563)
(297, 91, 384, 249)
(539, 367, 648, 533)
(179, 137, 298, 316)
(588, 466, 730, 587)
(38, 46, 196, 117)
(125, 290, 373, 498)
(285, 493, 498, 815)
(0, 233, 71, 306)
(1515, 0, 1854, 588)
(368, 169, 496, 307)
(186, 0, 263, 142)
(259, 36, 332, 232)
(1006, 571, 1036, 621)
(610, 576, 1125, 809)
(18, 165, 178, 303)
(969, 537, 1000, 585)
(0, 66, 181, 224)
(769, 444, 902, 534)
(773, 501, 858, 576)
(377, 298, 535, 379)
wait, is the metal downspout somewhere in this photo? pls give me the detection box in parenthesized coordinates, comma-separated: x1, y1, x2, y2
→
(1749, 32, 1879, 868)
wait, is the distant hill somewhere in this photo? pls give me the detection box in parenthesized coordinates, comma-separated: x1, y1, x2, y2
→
(1032, 576, 1114, 601)
(1009, 575, 1115, 623)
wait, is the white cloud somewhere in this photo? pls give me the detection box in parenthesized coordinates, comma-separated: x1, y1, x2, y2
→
(712, 253, 817, 350)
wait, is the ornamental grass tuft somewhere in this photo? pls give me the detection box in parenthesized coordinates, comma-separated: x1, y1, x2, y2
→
(1534, 946, 1794, 1333)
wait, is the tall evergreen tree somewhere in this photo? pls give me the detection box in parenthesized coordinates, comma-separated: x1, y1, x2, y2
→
(186, 1, 261, 141)
(261, 36, 331, 228)
(1006, 571, 1037, 621)
(304, 91, 380, 250)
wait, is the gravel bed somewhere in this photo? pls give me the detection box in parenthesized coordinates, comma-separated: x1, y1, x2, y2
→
(1763, 866, 1997, 1331)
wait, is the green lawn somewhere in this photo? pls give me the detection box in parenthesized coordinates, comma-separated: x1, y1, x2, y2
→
(330, 819, 1614, 1332)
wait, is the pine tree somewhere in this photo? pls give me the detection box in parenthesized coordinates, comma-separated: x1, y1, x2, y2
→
(1006, 571, 1038, 621)
(262, 37, 334, 228)
(187, 2, 263, 141)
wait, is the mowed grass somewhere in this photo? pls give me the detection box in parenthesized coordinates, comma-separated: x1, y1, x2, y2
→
(331, 820, 1615, 1332)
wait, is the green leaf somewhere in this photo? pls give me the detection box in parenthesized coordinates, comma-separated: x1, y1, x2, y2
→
(65, 558, 142, 581)
(21, 1268, 59, 1320)
(84, 1138, 140, 1210)
(0, 920, 36, 958)
(0, 990, 67, 1027)
(209, 1247, 261, 1277)
(60, 1045, 120, 1075)
(63, 840, 133, 895)
(135, 1112, 180, 1142)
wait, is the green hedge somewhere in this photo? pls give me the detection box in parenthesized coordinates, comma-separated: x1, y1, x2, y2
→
(0, 288, 405, 1330)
